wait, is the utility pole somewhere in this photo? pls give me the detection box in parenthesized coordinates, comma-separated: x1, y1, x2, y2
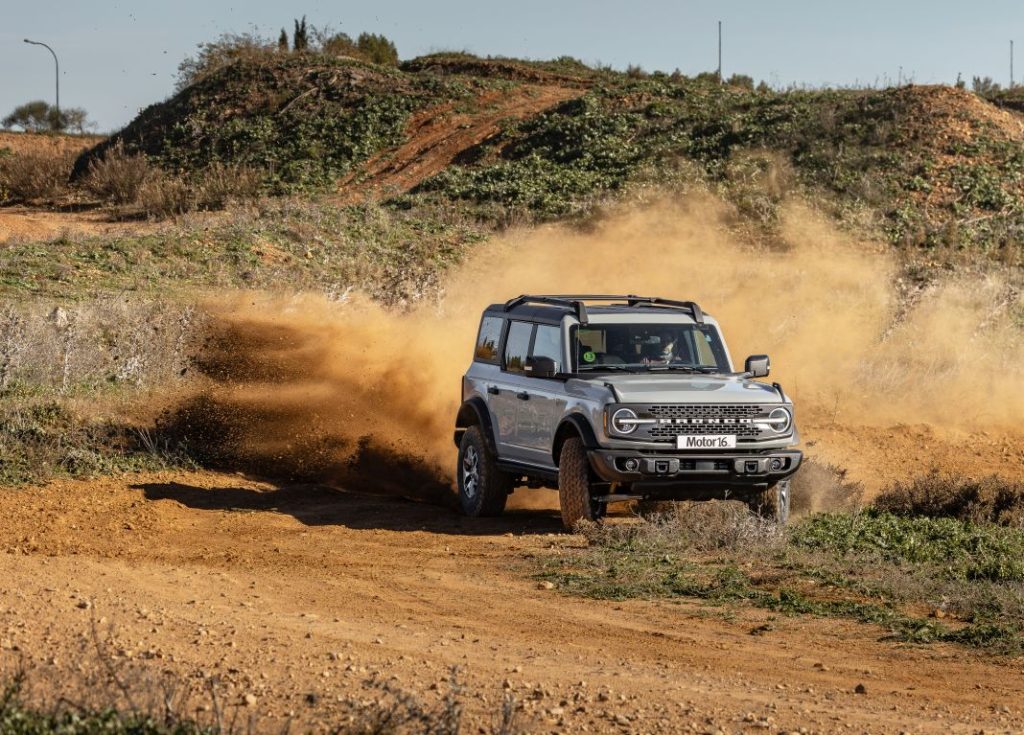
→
(1012, 40, 1015, 88)
(717, 21, 723, 84)
(23, 38, 60, 122)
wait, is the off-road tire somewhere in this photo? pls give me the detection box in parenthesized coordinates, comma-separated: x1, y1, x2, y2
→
(746, 479, 791, 525)
(558, 437, 604, 529)
(457, 425, 512, 517)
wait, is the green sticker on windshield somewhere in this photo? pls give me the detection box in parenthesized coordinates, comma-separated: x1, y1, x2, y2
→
(583, 351, 596, 363)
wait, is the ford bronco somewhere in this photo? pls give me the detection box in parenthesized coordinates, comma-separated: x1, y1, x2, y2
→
(454, 295, 802, 529)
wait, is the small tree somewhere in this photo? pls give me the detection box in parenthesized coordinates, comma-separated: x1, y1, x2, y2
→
(726, 73, 755, 91)
(293, 16, 309, 51)
(278, 28, 289, 52)
(1, 101, 91, 133)
(321, 31, 360, 57)
(2, 101, 52, 132)
(356, 32, 398, 66)
(972, 76, 1002, 97)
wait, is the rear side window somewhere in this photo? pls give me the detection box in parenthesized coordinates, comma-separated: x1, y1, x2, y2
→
(474, 316, 504, 364)
(503, 321, 533, 372)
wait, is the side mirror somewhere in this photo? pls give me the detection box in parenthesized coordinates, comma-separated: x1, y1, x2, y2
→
(525, 356, 559, 378)
(744, 354, 771, 378)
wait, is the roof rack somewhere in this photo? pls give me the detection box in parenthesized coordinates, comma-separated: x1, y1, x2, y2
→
(502, 294, 705, 325)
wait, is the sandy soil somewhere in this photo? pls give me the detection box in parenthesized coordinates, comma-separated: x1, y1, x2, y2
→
(1, 469, 1022, 734)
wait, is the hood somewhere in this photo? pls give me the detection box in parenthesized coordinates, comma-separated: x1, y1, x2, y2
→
(575, 374, 785, 404)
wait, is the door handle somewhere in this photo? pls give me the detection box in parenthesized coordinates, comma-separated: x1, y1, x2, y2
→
(487, 385, 500, 395)
(516, 391, 530, 401)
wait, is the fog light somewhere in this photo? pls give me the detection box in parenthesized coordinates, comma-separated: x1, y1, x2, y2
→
(770, 458, 785, 471)
(623, 458, 640, 472)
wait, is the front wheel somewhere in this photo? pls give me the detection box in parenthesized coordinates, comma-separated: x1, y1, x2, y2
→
(457, 425, 512, 517)
(746, 479, 791, 525)
(558, 437, 605, 529)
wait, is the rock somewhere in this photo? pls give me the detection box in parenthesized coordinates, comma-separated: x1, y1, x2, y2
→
(537, 581, 555, 590)
(854, 683, 867, 695)
(243, 694, 257, 707)
(76, 600, 91, 610)
(614, 714, 631, 726)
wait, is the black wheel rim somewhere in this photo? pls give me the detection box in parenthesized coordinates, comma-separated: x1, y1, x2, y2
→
(462, 445, 480, 499)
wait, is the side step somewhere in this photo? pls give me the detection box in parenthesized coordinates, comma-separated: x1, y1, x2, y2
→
(592, 494, 643, 503)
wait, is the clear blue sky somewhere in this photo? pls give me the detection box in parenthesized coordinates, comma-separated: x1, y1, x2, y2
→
(2, 0, 1022, 132)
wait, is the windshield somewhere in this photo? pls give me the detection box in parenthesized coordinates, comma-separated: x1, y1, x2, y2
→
(573, 323, 730, 372)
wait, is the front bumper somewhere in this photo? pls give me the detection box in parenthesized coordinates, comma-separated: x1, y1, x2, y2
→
(588, 448, 802, 485)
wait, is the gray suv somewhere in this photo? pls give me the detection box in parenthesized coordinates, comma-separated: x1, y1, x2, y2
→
(454, 295, 802, 529)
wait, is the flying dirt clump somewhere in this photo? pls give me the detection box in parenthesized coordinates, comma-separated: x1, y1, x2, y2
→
(171, 195, 1023, 496)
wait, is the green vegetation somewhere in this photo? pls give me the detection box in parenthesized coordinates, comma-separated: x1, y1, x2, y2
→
(0, 199, 484, 301)
(95, 55, 462, 192)
(0, 399, 191, 486)
(541, 501, 1024, 654)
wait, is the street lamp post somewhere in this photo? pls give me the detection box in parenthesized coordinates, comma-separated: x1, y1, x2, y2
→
(23, 38, 60, 123)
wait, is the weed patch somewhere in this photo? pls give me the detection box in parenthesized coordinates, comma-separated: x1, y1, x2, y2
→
(542, 505, 1024, 654)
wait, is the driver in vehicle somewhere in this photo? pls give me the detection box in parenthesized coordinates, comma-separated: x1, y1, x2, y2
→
(643, 330, 680, 365)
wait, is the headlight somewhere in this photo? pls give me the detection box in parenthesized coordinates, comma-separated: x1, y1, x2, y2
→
(766, 407, 792, 434)
(611, 407, 639, 434)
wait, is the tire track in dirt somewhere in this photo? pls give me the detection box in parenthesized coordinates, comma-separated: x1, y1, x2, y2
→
(336, 85, 581, 200)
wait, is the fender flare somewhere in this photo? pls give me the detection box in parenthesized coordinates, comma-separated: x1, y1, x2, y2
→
(552, 414, 599, 467)
(453, 397, 497, 450)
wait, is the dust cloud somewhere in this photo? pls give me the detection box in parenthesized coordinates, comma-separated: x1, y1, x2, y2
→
(177, 195, 1023, 498)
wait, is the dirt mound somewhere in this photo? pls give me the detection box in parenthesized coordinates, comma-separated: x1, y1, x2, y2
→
(71, 56, 450, 186)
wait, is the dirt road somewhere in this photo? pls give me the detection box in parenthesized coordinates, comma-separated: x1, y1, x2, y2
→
(1, 469, 1022, 734)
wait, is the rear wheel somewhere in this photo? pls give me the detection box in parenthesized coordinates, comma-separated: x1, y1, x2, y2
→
(746, 479, 791, 525)
(558, 437, 604, 529)
(457, 425, 512, 517)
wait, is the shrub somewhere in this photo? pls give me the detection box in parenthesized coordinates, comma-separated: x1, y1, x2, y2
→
(0, 148, 73, 202)
(875, 472, 1024, 527)
(175, 31, 277, 92)
(83, 143, 150, 204)
(135, 171, 191, 218)
(194, 162, 262, 208)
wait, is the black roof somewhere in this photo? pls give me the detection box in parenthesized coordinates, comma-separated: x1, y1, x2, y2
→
(483, 294, 706, 326)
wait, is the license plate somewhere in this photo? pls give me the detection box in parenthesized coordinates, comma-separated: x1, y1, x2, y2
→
(677, 435, 737, 450)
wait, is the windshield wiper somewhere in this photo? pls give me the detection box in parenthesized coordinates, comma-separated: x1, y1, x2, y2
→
(647, 365, 722, 373)
(577, 364, 639, 372)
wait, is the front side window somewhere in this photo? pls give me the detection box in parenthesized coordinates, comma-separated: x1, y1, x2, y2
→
(503, 321, 533, 373)
(531, 325, 562, 368)
(574, 323, 729, 373)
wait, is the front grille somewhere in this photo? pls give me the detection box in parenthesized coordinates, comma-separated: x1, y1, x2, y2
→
(642, 404, 767, 442)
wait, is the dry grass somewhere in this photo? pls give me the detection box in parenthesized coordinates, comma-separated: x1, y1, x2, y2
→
(195, 163, 263, 209)
(83, 143, 150, 204)
(875, 471, 1024, 526)
(0, 148, 74, 203)
(135, 171, 192, 218)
